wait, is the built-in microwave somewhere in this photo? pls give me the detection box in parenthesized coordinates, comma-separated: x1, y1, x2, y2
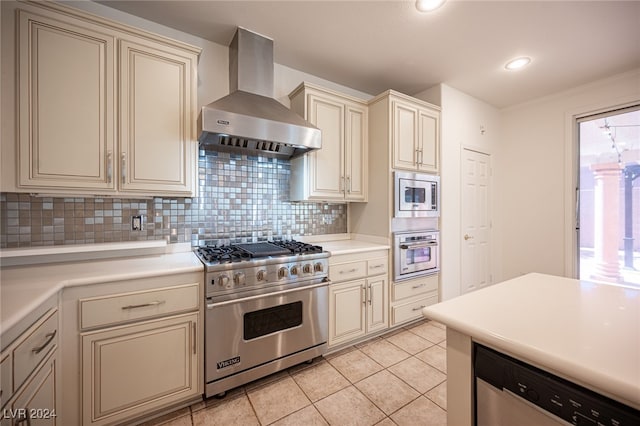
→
(394, 171, 440, 218)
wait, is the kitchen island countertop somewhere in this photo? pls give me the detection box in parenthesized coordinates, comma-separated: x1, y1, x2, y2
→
(422, 272, 640, 414)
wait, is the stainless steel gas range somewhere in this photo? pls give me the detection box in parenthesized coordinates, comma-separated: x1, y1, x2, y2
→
(194, 240, 330, 397)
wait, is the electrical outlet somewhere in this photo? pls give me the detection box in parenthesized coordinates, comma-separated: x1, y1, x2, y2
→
(131, 215, 144, 231)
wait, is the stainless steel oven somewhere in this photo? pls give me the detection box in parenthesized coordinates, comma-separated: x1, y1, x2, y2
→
(394, 230, 440, 281)
(195, 240, 330, 398)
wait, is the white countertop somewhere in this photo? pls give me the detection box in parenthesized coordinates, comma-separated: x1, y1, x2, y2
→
(320, 239, 390, 256)
(1, 246, 203, 340)
(422, 273, 640, 410)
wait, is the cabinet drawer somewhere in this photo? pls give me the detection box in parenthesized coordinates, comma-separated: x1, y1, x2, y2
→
(80, 283, 199, 330)
(13, 309, 58, 393)
(367, 257, 388, 276)
(393, 274, 438, 302)
(330, 261, 367, 282)
(392, 294, 438, 326)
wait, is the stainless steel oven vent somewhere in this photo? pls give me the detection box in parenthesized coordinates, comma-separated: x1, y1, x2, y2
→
(198, 28, 321, 158)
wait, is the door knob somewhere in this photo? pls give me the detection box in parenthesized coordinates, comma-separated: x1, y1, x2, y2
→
(464, 234, 474, 240)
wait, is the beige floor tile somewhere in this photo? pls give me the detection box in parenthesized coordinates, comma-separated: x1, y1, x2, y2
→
(387, 356, 446, 393)
(374, 418, 397, 426)
(426, 381, 447, 410)
(193, 387, 246, 412)
(355, 370, 420, 415)
(271, 405, 329, 426)
(429, 320, 446, 330)
(323, 344, 358, 360)
(407, 322, 446, 344)
(415, 344, 447, 373)
(359, 339, 410, 368)
(244, 369, 291, 392)
(247, 376, 311, 425)
(315, 386, 386, 426)
(192, 394, 259, 426)
(141, 407, 191, 426)
(390, 396, 446, 426)
(327, 348, 384, 383)
(384, 330, 434, 355)
(292, 359, 350, 401)
(438, 340, 447, 349)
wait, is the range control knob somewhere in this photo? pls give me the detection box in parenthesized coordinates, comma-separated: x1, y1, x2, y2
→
(234, 272, 246, 286)
(290, 265, 299, 275)
(278, 267, 289, 279)
(314, 262, 324, 273)
(256, 269, 267, 282)
(217, 274, 230, 287)
(303, 264, 312, 274)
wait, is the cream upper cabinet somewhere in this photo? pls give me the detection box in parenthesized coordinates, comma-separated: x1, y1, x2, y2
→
(289, 82, 368, 202)
(119, 38, 197, 194)
(391, 94, 440, 173)
(15, 3, 200, 197)
(17, 9, 116, 192)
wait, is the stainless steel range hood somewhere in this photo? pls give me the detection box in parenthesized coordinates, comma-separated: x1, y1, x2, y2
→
(198, 28, 321, 158)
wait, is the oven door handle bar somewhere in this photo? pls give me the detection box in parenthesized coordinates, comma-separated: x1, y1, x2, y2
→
(399, 242, 438, 250)
(206, 280, 330, 309)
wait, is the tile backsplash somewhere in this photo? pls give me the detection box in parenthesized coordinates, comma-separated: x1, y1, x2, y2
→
(0, 151, 347, 248)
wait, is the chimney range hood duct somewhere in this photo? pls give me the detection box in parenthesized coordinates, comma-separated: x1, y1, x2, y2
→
(198, 27, 321, 158)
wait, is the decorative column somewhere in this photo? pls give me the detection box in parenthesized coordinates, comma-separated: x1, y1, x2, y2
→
(590, 162, 623, 283)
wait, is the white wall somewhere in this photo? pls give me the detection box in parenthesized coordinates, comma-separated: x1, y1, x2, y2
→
(498, 69, 640, 281)
(414, 84, 501, 300)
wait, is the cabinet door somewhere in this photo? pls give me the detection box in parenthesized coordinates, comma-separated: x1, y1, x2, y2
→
(392, 101, 419, 171)
(17, 10, 115, 191)
(366, 275, 388, 334)
(82, 313, 199, 425)
(328, 280, 366, 347)
(307, 94, 345, 200)
(119, 38, 197, 196)
(344, 104, 367, 202)
(417, 108, 439, 173)
(12, 351, 58, 426)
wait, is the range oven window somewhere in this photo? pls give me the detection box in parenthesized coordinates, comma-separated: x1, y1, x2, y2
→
(404, 187, 426, 204)
(243, 301, 303, 340)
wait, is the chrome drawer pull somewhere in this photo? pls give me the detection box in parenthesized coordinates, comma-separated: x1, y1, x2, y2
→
(412, 284, 426, 289)
(339, 268, 358, 274)
(121, 300, 165, 310)
(32, 330, 57, 354)
(412, 305, 427, 312)
(370, 264, 384, 269)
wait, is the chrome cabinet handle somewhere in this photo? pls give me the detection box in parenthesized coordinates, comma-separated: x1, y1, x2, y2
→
(368, 285, 373, 306)
(339, 268, 358, 274)
(412, 305, 427, 312)
(362, 286, 366, 306)
(32, 330, 57, 354)
(121, 300, 165, 310)
(106, 151, 113, 183)
(340, 175, 345, 191)
(399, 242, 437, 250)
(346, 176, 351, 193)
(464, 234, 474, 241)
(370, 264, 384, 269)
(192, 323, 197, 355)
(412, 283, 426, 289)
(121, 153, 126, 184)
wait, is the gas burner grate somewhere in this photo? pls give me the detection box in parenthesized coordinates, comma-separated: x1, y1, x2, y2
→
(196, 240, 324, 264)
(196, 246, 251, 264)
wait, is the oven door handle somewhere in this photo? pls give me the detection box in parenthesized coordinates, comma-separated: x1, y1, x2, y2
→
(206, 280, 330, 309)
(399, 242, 438, 250)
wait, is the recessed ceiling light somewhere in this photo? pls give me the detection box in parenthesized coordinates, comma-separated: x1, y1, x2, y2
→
(505, 57, 532, 70)
(416, 0, 446, 12)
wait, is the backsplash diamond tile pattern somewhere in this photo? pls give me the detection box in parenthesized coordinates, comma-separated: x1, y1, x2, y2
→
(0, 151, 346, 248)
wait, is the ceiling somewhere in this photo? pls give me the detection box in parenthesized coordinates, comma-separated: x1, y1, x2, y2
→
(95, 0, 640, 108)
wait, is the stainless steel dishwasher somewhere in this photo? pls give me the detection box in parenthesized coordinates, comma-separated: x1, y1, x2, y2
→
(474, 344, 640, 426)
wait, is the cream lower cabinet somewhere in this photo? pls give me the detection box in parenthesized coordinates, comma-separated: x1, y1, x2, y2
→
(328, 251, 389, 348)
(391, 274, 439, 326)
(60, 273, 203, 425)
(1, 308, 59, 426)
(81, 313, 198, 425)
(14, 2, 199, 196)
(289, 82, 368, 202)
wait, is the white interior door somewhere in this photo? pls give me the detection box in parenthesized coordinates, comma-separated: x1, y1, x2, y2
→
(461, 149, 492, 294)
